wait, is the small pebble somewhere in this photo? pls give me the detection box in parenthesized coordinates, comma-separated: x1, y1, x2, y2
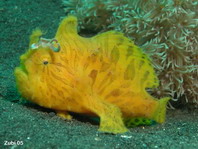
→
(94, 137, 101, 141)
(121, 135, 132, 139)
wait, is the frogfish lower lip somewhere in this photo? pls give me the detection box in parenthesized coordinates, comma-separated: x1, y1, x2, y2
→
(14, 64, 28, 77)
(19, 62, 28, 75)
(14, 66, 27, 76)
(14, 66, 29, 98)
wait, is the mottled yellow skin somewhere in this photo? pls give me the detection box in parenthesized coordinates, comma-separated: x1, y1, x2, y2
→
(14, 16, 170, 134)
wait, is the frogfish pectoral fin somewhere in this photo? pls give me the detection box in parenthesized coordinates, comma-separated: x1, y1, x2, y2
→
(81, 94, 128, 134)
(56, 110, 72, 120)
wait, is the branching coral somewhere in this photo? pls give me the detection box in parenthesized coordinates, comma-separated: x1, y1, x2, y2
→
(62, 0, 198, 107)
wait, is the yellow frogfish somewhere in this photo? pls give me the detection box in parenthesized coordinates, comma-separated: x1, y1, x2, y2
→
(14, 16, 170, 134)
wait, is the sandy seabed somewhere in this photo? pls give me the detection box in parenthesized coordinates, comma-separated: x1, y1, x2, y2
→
(0, 0, 198, 148)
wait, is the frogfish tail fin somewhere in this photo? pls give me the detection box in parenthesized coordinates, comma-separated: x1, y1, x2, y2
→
(153, 97, 170, 124)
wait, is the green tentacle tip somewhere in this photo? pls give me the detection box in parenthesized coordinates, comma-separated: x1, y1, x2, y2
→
(124, 117, 156, 128)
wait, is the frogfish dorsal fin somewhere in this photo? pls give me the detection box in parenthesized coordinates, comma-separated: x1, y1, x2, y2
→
(55, 16, 78, 40)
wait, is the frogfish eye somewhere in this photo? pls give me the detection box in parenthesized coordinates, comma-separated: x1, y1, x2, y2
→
(43, 61, 49, 65)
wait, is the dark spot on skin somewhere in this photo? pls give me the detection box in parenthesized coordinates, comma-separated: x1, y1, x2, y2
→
(124, 59, 135, 80)
(89, 69, 98, 82)
(135, 118, 139, 123)
(43, 61, 48, 65)
(145, 71, 150, 78)
(111, 46, 120, 63)
(100, 62, 111, 72)
(111, 89, 121, 97)
(141, 71, 150, 83)
(117, 38, 124, 46)
(139, 60, 145, 68)
(69, 21, 75, 25)
(146, 82, 151, 87)
(126, 46, 133, 58)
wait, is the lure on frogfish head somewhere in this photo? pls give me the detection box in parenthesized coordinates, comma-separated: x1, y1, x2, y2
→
(30, 37, 60, 52)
